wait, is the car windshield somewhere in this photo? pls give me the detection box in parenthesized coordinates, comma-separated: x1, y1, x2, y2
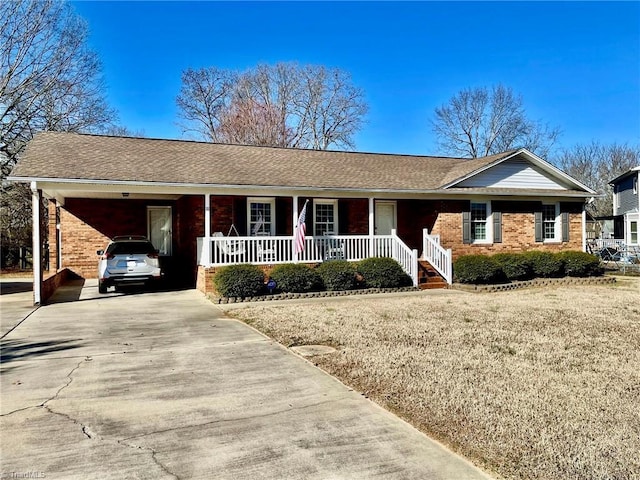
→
(108, 241, 156, 255)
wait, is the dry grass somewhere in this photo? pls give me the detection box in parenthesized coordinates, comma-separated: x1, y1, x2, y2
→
(227, 278, 640, 480)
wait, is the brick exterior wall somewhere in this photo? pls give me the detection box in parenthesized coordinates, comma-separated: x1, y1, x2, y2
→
(48, 200, 58, 272)
(430, 200, 584, 259)
(55, 195, 586, 289)
(57, 196, 205, 282)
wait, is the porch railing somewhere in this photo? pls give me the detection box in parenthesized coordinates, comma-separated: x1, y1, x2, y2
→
(586, 238, 626, 253)
(197, 232, 419, 286)
(422, 228, 453, 285)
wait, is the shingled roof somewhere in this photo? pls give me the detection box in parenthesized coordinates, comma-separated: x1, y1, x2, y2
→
(10, 132, 518, 192)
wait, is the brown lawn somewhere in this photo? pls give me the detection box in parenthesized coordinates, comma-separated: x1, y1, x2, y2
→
(226, 277, 640, 480)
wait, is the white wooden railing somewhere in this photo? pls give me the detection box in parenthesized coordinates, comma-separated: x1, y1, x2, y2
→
(422, 228, 453, 285)
(197, 231, 419, 286)
(586, 238, 626, 252)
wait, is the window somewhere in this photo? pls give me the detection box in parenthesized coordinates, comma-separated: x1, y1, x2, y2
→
(631, 221, 638, 245)
(634, 176, 638, 194)
(542, 204, 557, 240)
(314, 199, 338, 236)
(463, 201, 494, 244)
(471, 202, 488, 241)
(247, 197, 275, 235)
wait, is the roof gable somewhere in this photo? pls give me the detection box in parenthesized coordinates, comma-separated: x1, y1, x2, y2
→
(444, 149, 596, 194)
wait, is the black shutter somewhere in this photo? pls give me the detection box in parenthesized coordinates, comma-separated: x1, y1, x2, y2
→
(493, 211, 502, 243)
(534, 211, 543, 242)
(462, 211, 471, 244)
(561, 211, 570, 242)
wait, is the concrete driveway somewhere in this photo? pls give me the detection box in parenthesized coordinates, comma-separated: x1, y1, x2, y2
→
(1, 280, 491, 480)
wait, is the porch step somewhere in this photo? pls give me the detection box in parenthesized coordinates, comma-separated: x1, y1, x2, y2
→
(417, 260, 448, 290)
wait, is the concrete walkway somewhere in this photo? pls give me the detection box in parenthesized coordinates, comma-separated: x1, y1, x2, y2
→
(1, 280, 491, 479)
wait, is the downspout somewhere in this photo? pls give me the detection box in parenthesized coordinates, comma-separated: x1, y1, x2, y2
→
(31, 181, 42, 305)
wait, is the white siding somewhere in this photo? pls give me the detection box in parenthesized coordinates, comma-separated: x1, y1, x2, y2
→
(457, 158, 569, 190)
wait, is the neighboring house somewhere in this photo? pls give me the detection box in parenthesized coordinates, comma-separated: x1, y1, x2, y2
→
(9, 132, 597, 304)
(609, 166, 640, 246)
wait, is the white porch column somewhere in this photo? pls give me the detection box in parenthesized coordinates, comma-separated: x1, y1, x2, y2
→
(292, 195, 299, 263)
(203, 193, 211, 265)
(31, 182, 42, 305)
(581, 205, 587, 252)
(292, 195, 299, 230)
(368, 197, 375, 256)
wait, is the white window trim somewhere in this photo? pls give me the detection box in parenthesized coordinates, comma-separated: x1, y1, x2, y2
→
(626, 213, 639, 246)
(313, 199, 339, 236)
(470, 200, 493, 244)
(247, 197, 276, 236)
(542, 202, 561, 243)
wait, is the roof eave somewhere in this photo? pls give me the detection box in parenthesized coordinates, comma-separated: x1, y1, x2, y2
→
(9, 175, 597, 199)
(608, 166, 640, 185)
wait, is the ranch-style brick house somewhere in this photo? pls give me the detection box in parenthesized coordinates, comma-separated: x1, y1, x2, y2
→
(9, 132, 598, 304)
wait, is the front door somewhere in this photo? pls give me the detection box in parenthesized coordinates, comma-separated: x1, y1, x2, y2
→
(375, 201, 397, 235)
(147, 206, 172, 256)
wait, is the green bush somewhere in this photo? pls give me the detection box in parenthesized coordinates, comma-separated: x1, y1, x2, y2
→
(492, 253, 533, 281)
(357, 257, 412, 288)
(316, 260, 357, 291)
(523, 251, 564, 278)
(213, 264, 264, 298)
(269, 263, 323, 293)
(454, 255, 502, 284)
(558, 251, 603, 277)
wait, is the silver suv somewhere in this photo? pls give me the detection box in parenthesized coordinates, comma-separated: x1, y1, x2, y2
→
(97, 236, 162, 293)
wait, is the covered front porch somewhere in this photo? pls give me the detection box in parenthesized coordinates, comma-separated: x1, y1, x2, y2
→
(197, 194, 453, 288)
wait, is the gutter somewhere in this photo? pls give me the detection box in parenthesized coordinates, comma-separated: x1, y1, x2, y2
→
(7, 176, 598, 199)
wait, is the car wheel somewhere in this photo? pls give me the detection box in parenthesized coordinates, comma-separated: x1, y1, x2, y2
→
(98, 283, 108, 294)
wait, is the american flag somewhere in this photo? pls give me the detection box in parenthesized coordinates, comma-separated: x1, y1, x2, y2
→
(294, 200, 308, 255)
(252, 212, 264, 235)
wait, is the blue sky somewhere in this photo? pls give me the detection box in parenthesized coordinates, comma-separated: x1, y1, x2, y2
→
(72, 1, 640, 157)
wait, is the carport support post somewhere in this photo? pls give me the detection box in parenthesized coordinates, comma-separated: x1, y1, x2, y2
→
(31, 181, 42, 305)
(203, 194, 211, 265)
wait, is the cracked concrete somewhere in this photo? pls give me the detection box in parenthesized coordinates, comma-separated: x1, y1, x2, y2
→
(1, 280, 491, 479)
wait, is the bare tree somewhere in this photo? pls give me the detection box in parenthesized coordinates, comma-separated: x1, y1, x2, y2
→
(555, 142, 640, 217)
(176, 62, 368, 150)
(175, 67, 237, 143)
(217, 97, 291, 147)
(432, 84, 560, 158)
(1, 0, 116, 268)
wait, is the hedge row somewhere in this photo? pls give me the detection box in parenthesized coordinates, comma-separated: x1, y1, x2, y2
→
(212, 257, 412, 298)
(454, 251, 603, 284)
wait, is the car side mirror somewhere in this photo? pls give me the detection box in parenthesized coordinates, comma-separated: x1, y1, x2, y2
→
(96, 249, 104, 256)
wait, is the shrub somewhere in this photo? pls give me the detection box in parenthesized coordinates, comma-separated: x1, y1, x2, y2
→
(492, 253, 533, 281)
(453, 255, 502, 284)
(213, 264, 264, 298)
(357, 257, 412, 288)
(523, 251, 565, 278)
(316, 260, 358, 291)
(269, 263, 323, 293)
(558, 251, 603, 277)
